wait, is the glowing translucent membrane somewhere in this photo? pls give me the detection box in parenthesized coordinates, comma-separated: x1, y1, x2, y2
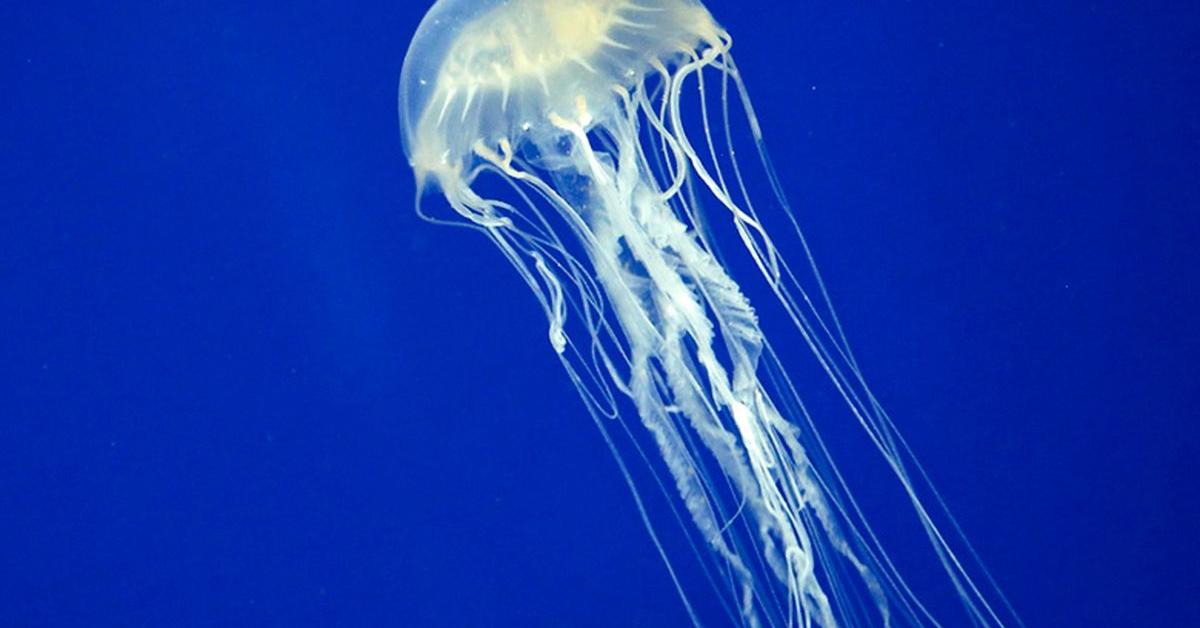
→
(399, 1, 1020, 627)
(401, 0, 720, 181)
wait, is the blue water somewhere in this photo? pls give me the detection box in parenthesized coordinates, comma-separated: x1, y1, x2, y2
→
(4, 2, 1198, 626)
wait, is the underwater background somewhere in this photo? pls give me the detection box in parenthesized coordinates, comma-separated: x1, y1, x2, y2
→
(3, 1, 1198, 626)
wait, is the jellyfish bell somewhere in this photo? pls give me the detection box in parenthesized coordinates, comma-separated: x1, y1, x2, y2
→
(400, 0, 722, 191)
(399, 1, 1020, 627)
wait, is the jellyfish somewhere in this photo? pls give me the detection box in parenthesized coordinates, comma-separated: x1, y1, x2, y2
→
(398, 1, 1019, 626)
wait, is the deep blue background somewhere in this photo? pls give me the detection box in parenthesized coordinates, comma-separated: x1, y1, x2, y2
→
(3, 2, 1198, 626)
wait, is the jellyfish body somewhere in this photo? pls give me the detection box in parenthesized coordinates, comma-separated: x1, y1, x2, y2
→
(400, 1, 1017, 626)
